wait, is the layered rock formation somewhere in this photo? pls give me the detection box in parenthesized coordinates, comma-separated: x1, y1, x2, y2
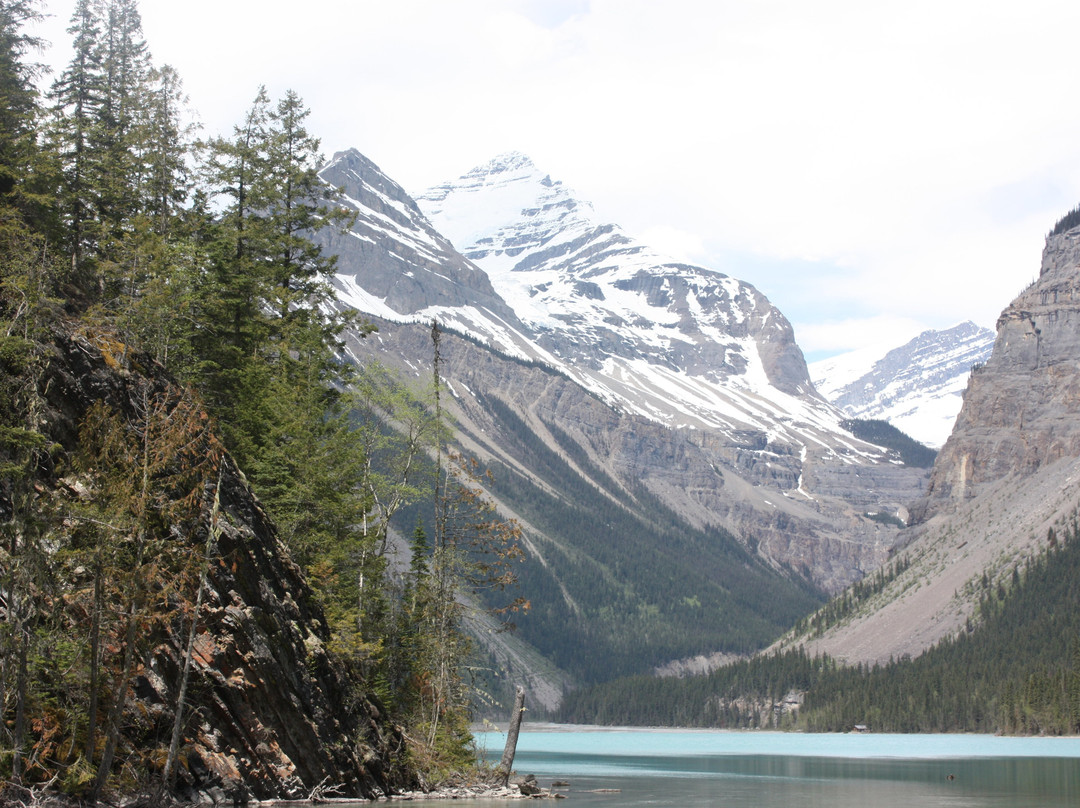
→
(148, 453, 405, 803)
(919, 226, 1080, 511)
(343, 320, 924, 597)
(787, 224, 1080, 665)
(38, 328, 409, 803)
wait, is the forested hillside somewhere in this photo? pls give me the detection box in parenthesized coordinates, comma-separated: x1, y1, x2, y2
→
(0, 0, 517, 801)
(559, 512, 1080, 734)
(841, 419, 937, 469)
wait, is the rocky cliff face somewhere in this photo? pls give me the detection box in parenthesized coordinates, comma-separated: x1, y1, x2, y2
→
(319, 150, 539, 359)
(919, 227, 1080, 511)
(344, 319, 924, 602)
(786, 225, 1080, 665)
(148, 456, 404, 803)
(39, 328, 409, 803)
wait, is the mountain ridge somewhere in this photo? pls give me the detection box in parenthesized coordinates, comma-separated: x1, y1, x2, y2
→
(312, 147, 933, 701)
(782, 224, 1080, 665)
(416, 151, 827, 416)
(810, 321, 995, 449)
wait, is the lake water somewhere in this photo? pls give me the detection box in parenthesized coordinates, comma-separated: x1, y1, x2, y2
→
(450, 724, 1080, 807)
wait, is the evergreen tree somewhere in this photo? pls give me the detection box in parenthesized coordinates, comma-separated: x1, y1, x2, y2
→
(0, 3, 58, 783)
(263, 89, 352, 320)
(0, 0, 44, 209)
(193, 87, 357, 459)
(409, 517, 430, 600)
(47, 0, 106, 289)
(92, 0, 151, 257)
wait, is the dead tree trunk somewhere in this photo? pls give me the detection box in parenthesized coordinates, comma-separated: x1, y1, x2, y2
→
(497, 686, 526, 787)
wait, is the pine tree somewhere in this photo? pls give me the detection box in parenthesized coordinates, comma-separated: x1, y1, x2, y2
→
(93, 0, 151, 255)
(47, 0, 106, 288)
(0, 4, 61, 783)
(263, 89, 352, 322)
(192, 85, 366, 494)
(0, 0, 44, 209)
(409, 517, 430, 604)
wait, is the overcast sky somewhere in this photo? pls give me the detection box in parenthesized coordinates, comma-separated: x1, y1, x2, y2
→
(32, 0, 1080, 360)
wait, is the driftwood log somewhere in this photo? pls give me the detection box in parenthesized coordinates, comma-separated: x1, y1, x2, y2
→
(497, 687, 527, 787)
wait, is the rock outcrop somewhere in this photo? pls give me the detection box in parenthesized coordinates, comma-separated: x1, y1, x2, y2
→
(787, 224, 1080, 665)
(147, 454, 405, 803)
(918, 225, 1080, 515)
(319, 149, 523, 325)
(38, 327, 410, 803)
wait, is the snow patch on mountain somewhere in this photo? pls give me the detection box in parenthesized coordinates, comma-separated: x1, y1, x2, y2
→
(416, 153, 851, 448)
(810, 321, 995, 448)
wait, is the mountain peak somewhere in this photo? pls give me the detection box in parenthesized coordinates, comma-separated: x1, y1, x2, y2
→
(415, 152, 591, 265)
(811, 321, 995, 448)
(478, 151, 537, 174)
(326, 147, 386, 177)
(416, 154, 830, 432)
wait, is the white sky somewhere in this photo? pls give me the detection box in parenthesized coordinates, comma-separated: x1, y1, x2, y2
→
(31, 0, 1080, 360)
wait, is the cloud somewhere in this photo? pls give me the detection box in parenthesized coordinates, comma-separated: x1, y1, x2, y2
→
(635, 225, 707, 264)
(796, 315, 927, 362)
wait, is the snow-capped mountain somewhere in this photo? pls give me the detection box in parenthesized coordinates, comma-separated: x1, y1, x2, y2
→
(313, 147, 927, 590)
(309, 146, 931, 696)
(415, 152, 845, 443)
(316, 149, 553, 361)
(810, 322, 995, 448)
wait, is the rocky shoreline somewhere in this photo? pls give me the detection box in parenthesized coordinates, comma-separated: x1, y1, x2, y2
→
(1, 774, 572, 806)
(388, 775, 565, 800)
(256, 776, 566, 804)
(0, 781, 567, 808)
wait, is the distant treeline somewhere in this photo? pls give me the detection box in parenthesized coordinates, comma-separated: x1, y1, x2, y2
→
(842, 418, 937, 468)
(1049, 204, 1080, 238)
(559, 515, 1080, 735)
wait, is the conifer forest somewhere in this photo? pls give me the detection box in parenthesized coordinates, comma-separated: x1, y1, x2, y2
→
(0, 0, 526, 800)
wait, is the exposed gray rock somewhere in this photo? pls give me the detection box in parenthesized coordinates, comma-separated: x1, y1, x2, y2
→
(343, 320, 925, 595)
(318, 149, 523, 325)
(787, 224, 1080, 666)
(918, 225, 1080, 514)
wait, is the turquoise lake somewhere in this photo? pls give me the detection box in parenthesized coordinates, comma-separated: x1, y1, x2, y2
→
(445, 725, 1080, 807)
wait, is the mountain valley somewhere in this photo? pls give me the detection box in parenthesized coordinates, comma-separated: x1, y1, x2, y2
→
(10, 5, 1079, 801)
(556, 218, 1080, 733)
(313, 149, 936, 703)
(781, 222, 1080, 665)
